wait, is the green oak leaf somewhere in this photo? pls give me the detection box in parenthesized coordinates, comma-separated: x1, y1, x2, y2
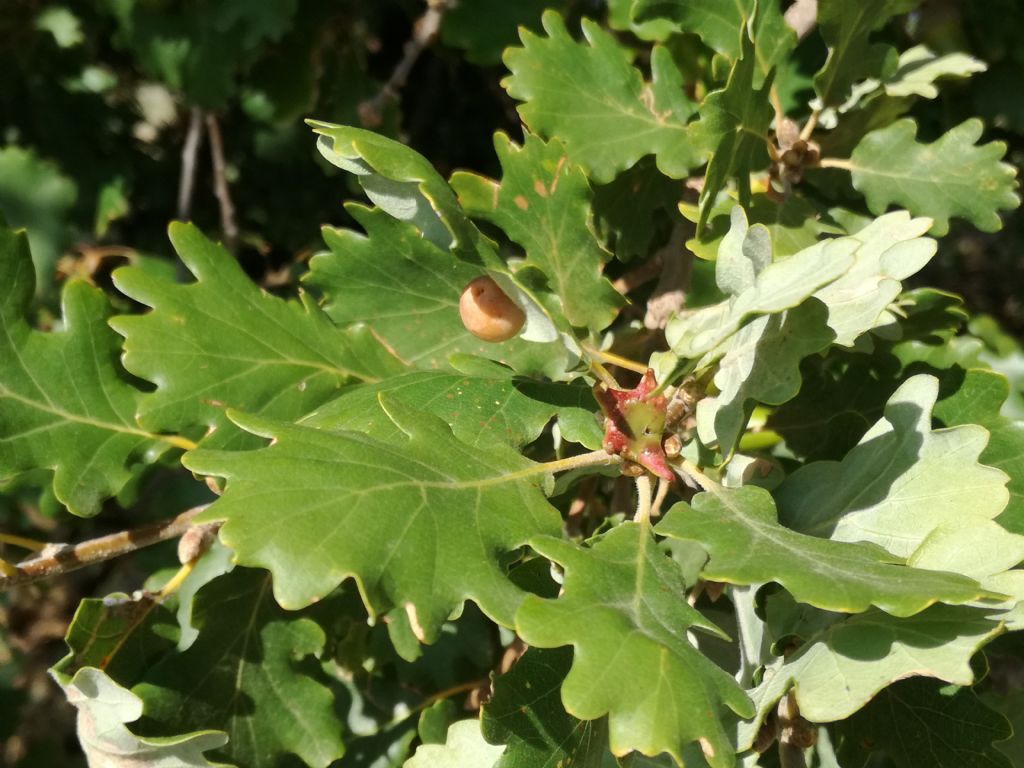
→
(133, 569, 344, 768)
(932, 368, 1024, 535)
(52, 593, 178, 686)
(61, 667, 229, 768)
(835, 678, 1012, 768)
(502, 11, 699, 183)
(658, 484, 995, 618)
(406, 719, 503, 768)
(306, 205, 573, 378)
(738, 605, 1003, 748)
(184, 398, 562, 648)
(451, 132, 623, 330)
(811, 211, 937, 347)
(111, 222, 404, 450)
(813, 0, 921, 106)
(681, 193, 844, 261)
(695, 300, 835, 454)
(689, 24, 774, 231)
(299, 368, 601, 450)
(776, 374, 1010, 557)
(848, 119, 1020, 235)
(516, 523, 754, 767)
(633, 0, 795, 84)
(308, 121, 472, 253)
(0, 225, 169, 517)
(482, 647, 607, 768)
(883, 45, 988, 99)
(666, 211, 855, 361)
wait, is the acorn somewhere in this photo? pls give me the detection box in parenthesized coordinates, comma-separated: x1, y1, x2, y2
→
(459, 276, 526, 342)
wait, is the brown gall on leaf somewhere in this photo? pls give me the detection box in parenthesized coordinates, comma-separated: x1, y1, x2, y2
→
(593, 369, 674, 481)
(458, 275, 526, 342)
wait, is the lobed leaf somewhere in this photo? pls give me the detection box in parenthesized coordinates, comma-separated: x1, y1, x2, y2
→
(516, 523, 753, 767)
(112, 222, 405, 450)
(133, 569, 345, 768)
(883, 45, 987, 100)
(482, 647, 608, 768)
(776, 374, 1010, 556)
(811, 210, 937, 347)
(739, 604, 1002, 746)
(60, 667, 229, 768)
(834, 678, 1013, 768)
(0, 226, 166, 517)
(666, 211, 855, 361)
(405, 719, 503, 768)
(185, 398, 562, 651)
(848, 119, 1020, 235)
(658, 484, 997, 618)
(502, 11, 699, 183)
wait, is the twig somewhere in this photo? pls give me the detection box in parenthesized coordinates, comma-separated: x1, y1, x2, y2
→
(177, 107, 205, 220)
(0, 505, 208, 591)
(205, 113, 238, 252)
(358, 0, 451, 127)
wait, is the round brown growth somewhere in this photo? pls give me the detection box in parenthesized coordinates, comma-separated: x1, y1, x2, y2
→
(459, 276, 526, 342)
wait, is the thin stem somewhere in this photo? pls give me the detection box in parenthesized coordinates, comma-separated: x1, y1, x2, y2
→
(0, 505, 208, 591)
(205, 113, 238, 252)
(589, 358, 620, 388)
(679, 458, 716, 491)
(533, 450, 620, 478)
(177, 107, 204, 220)
(770, 86, 786, 129)
(817, 157, 853, 170)
(161, 433, 198, 450)
(158, 561, 195, 598)
(799, 108, 820, 141)
(582, 343, 649, 375)
(650, 477, 671, 519)
(634, 474, 653, 526)
(0, 532, 48, 551)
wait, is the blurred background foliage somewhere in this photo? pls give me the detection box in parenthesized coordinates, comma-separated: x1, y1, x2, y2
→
(2, 0, 1024, 764)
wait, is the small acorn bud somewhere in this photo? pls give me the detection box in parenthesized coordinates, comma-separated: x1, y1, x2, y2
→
(177, 522, 221, 566)
(459, 276, 526, 342)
